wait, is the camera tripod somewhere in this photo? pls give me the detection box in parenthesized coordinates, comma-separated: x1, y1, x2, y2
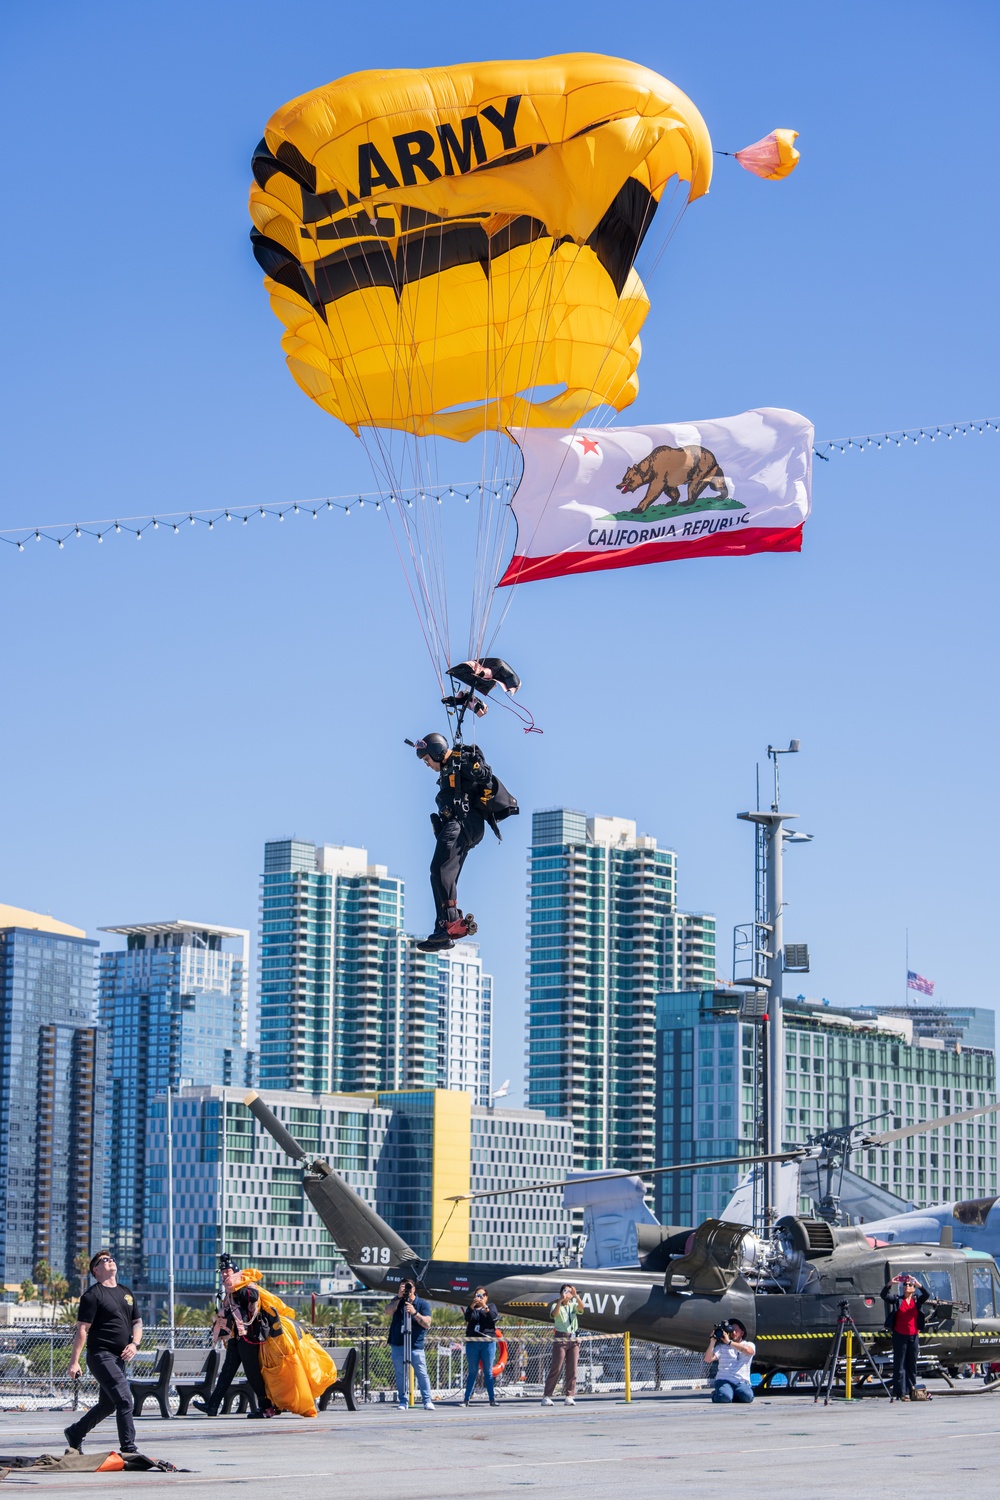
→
(815, 1301, 894, 1405)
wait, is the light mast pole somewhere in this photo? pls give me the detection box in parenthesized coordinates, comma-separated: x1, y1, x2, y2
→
(738, 740, 801, 1224)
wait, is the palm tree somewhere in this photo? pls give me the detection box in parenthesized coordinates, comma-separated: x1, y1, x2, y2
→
(74, 1251, 92, 1297)
(19, 1280, 37, 1305)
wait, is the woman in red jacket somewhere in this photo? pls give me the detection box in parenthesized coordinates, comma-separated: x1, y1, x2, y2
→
(881, 1273, 931, 1400)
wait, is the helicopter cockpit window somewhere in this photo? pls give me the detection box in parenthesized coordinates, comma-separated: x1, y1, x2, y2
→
(918, 1270, 953, 1303)
(972, 1265, 996, 1319)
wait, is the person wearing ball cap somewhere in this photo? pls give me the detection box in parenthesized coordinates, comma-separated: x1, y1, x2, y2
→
(881, 1272, 932, 1400)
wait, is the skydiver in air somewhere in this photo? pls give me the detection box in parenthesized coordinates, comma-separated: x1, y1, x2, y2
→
(411, 732, 518, 951)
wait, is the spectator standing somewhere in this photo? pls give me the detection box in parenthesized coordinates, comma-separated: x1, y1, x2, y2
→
(541, 1284, 584, 1407)
(63, 1251, 142, 1454)
(462, 1288, 499, 1406)
(881, 1273, 931, 1400)
(387, 1279, 435, 1410)
(704, 1320, 756, 1404)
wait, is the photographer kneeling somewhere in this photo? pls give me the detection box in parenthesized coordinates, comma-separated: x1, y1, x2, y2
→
(704, 1320, 755, 1405)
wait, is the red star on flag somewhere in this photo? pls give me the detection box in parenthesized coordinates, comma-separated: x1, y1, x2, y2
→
(576, 436, 600, 455)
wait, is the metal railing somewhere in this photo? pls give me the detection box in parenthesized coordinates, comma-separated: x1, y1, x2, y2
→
(0, 1324, 707, 1408)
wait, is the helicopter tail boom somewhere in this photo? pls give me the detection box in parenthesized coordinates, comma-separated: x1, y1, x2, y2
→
(244, 1092, 419, 1285)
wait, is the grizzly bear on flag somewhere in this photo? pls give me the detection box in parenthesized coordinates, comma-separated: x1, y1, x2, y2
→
(616, 444, 730, 513)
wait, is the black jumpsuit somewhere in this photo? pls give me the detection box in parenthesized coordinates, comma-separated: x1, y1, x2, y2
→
(429, 747, 489, 928)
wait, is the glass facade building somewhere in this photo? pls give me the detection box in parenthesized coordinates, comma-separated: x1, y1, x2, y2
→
(527, 810, 715, 1172)
(0, 907, 104, 1288)
(259, 841, 492, 1103)
(98, 920, 253, 1286)
(143, 1086, 574, 1306)
(655, 989, 998, 1225)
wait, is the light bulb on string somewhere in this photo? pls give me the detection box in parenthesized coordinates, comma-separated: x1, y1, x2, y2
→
(114, 523, 120, 533)
(189, 515, 195, 525)
(58, 539, 64, 549)
(173, 525, 179, 534)
(17, 542, 23, 551)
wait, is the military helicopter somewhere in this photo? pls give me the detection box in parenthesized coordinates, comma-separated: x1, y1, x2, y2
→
(245, 1092, 1000, 1378)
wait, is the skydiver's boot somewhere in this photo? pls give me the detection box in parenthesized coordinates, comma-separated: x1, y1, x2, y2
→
(417, 914, 456, 952)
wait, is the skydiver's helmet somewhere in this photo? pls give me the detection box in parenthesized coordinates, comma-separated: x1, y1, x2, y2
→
(415, 733, 449, 764)
(219, 1253, 240, 1273)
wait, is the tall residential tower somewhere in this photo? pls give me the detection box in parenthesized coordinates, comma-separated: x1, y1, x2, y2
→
(526, 810, 715, 1172)
(259, 840, 492, 1103)
(98, 919, 252, 1285)
(0, 905, 104, 1287)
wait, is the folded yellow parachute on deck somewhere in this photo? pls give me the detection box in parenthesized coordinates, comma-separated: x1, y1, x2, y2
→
(250, 54, 712, 439)
(232, 1271, 336, 1417)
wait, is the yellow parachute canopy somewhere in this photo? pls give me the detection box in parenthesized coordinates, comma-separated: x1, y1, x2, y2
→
(250, 55, 712, 439)
(232, 1270, 335, 1417)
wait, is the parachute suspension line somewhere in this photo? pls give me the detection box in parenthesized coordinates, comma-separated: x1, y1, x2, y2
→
(483, 182, 674, 654)
(325, 207, 450, 688)
(473, 209, 579, 657)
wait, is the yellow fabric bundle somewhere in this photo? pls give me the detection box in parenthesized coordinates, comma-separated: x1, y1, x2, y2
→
(232, 1270, 336, 1418)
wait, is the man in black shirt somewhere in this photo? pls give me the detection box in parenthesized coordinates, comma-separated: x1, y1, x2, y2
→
(64, 1250, 142, 1454)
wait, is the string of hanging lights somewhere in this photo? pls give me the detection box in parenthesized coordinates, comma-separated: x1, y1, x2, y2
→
(2, 417, 995, 553)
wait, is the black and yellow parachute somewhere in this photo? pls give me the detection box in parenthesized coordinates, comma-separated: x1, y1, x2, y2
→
(250, 55, 712, 685)
(250, 54, 711, 440)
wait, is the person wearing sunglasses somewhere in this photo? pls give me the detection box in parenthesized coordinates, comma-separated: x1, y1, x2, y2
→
(64, 1251, 142, 1454)
(881, 1272, 932, 1400)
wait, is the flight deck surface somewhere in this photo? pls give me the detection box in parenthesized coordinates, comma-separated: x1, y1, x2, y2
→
(3, 1389, 995, 1499)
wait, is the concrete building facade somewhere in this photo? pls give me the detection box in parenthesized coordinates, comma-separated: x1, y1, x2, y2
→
(143, 1086, 574, 1304)
(526, 809, 715, 1173)
(0, 905, 104, 1289)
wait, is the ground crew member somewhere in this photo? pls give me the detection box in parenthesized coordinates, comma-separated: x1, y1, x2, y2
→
(64, 1250, 142, 1454)
(206, 1254, 278, 1418)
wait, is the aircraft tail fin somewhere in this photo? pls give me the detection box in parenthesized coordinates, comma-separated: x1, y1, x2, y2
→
(244, 1092, 418, 1283)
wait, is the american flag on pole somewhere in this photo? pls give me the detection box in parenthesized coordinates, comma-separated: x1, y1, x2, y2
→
(907, 970, 935, 996)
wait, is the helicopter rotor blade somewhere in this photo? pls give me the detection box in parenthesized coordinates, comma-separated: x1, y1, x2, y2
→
(445, 1148, 807, 1203)
(860, 1097, 1000, 1148)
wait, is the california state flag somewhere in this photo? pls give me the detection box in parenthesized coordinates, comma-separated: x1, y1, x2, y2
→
(497, 408, 813, 586)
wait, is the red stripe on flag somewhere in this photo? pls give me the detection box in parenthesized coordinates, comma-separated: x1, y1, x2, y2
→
(497, 525, 804, 587)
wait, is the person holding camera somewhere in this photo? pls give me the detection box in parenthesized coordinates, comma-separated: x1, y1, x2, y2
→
(881, 1273, 931, 1400)
(387, 1279, 435, 1410)
(704, 1319, 756, 1404)
(541, 1284, 584, 1406)
(462, 1287, 499, 1406)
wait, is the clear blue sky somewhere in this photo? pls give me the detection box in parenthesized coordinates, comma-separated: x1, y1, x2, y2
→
(2, 1, 998, 1100)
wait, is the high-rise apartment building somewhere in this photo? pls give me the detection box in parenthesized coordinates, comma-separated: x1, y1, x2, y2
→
(0, 905, 105, 1288)
(143, 1086, 573, 1305)
(526, 809, 715, 1172)
(98, 919, 253, 1285)
(259, 840, 492, 1103)
(655, 989, 997, 1224)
